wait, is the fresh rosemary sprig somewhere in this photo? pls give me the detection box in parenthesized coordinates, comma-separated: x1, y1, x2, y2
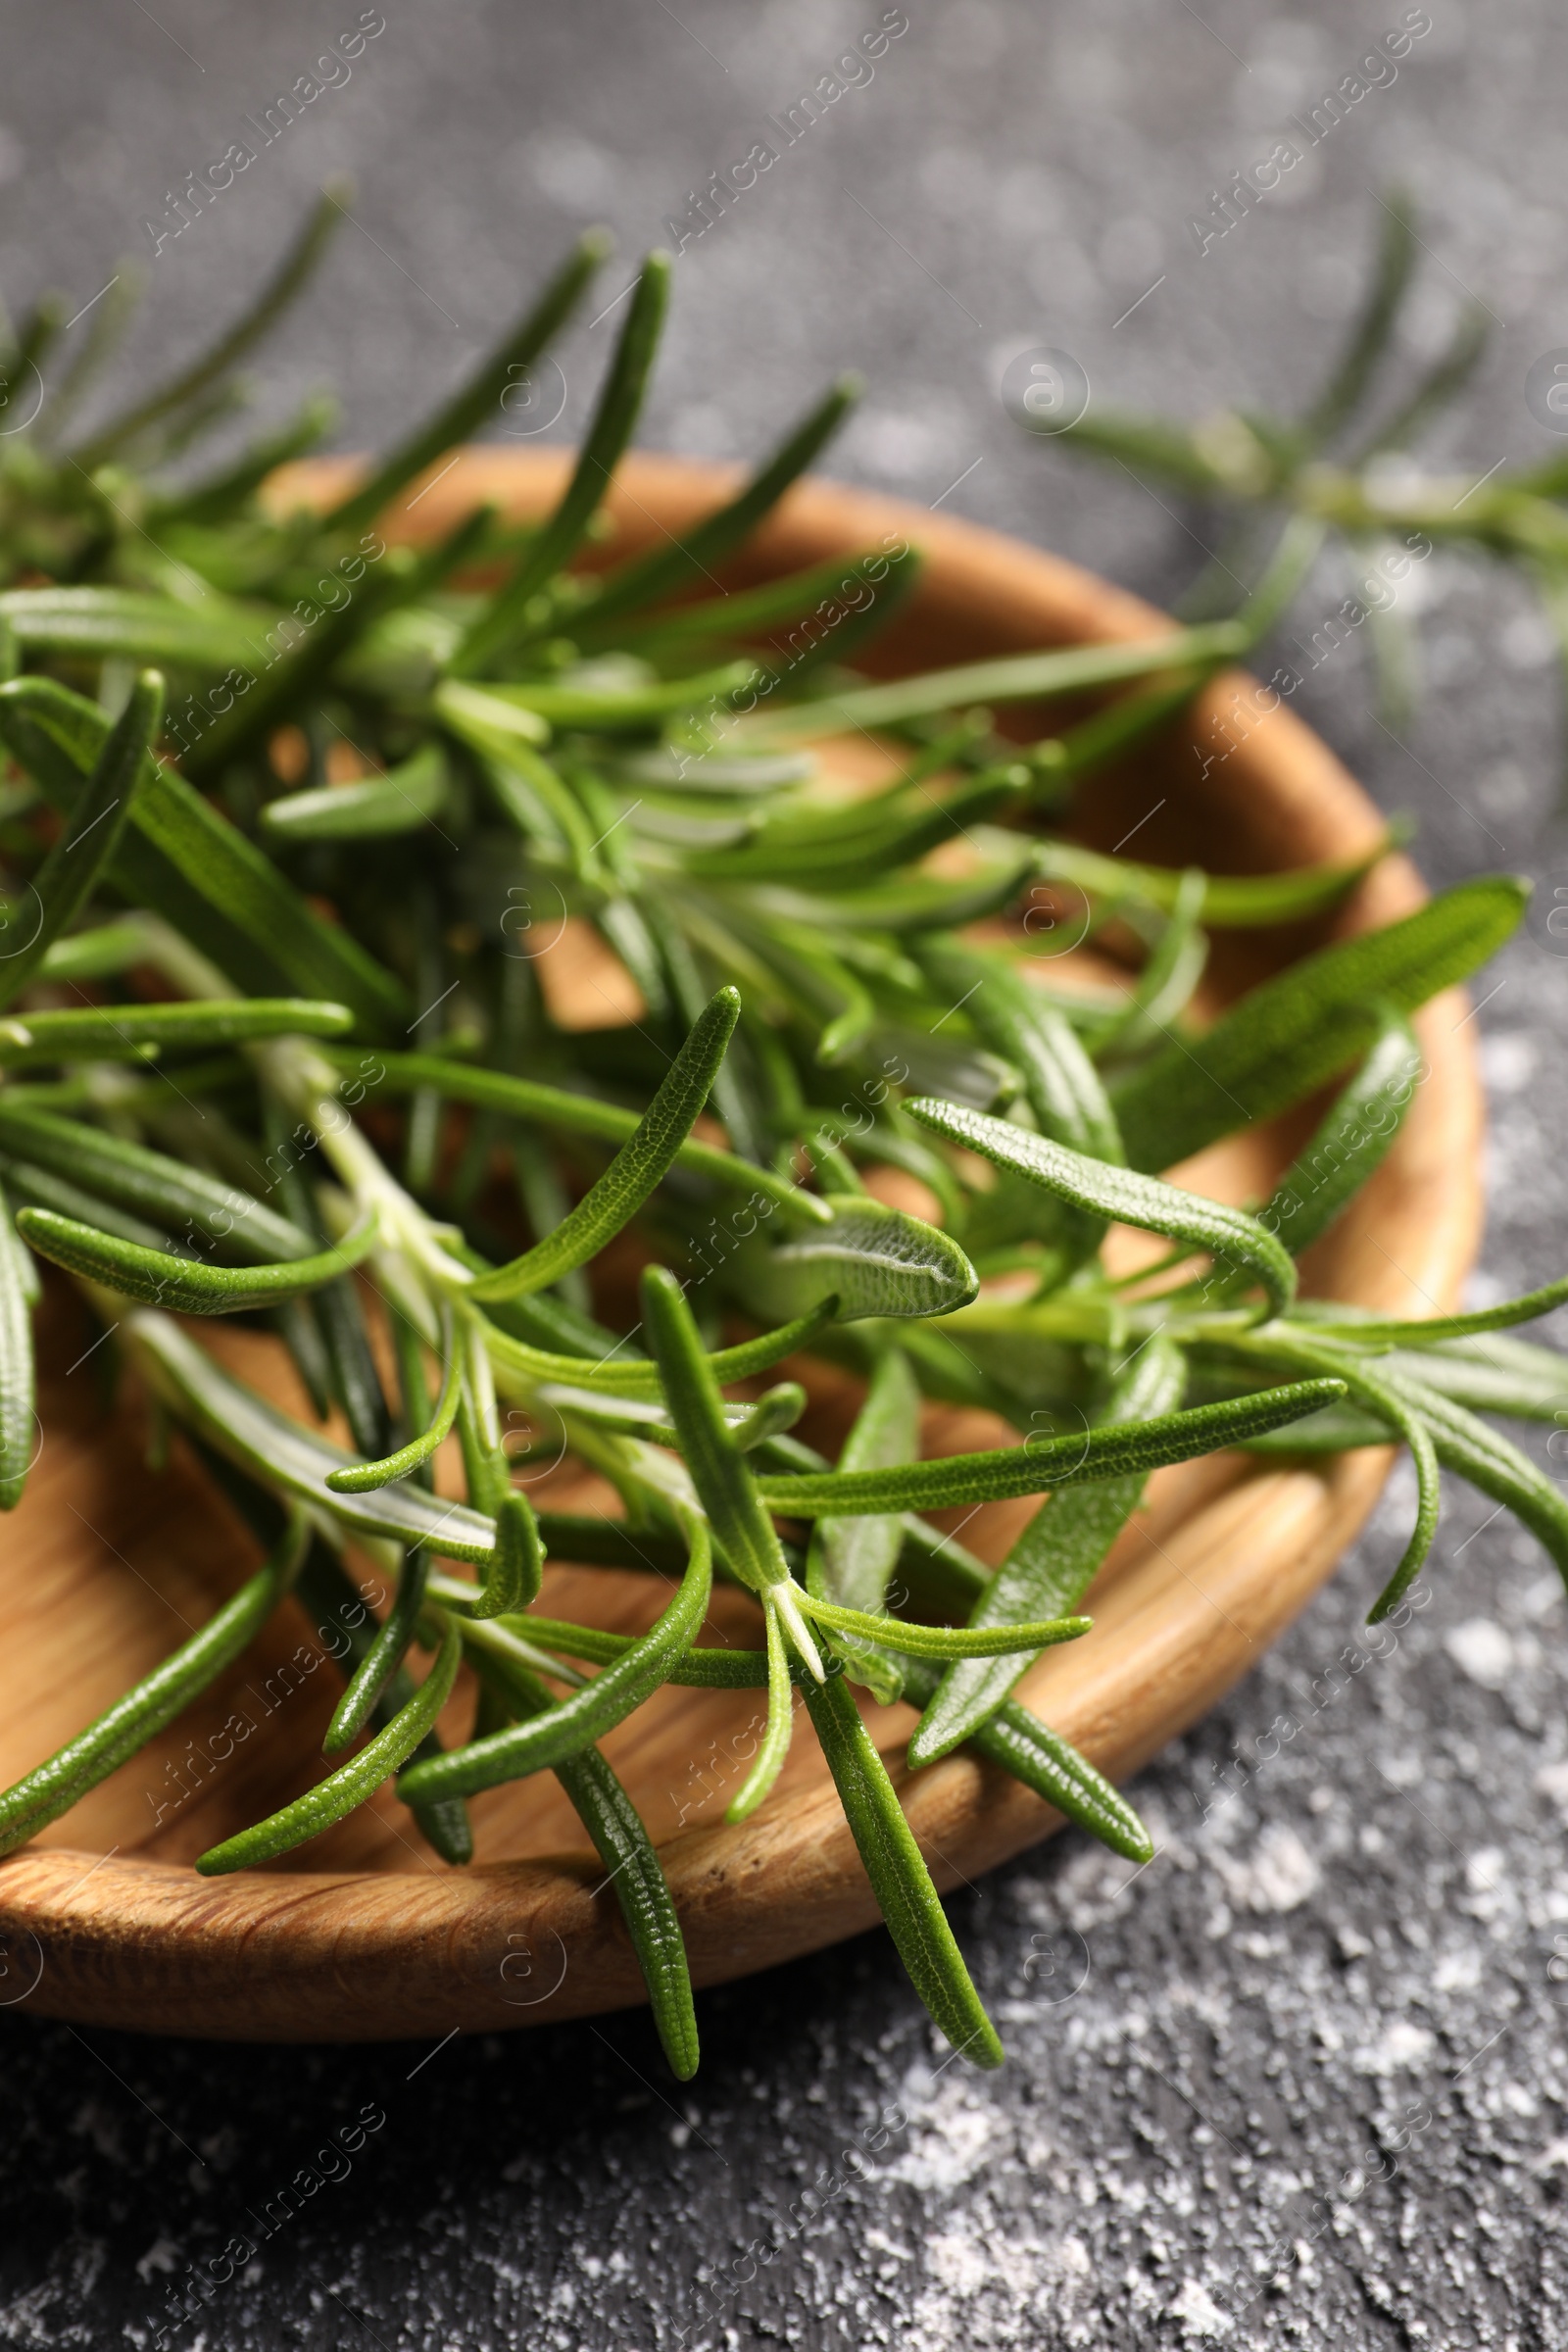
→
(1025, 191, 1568, 742)
(0, 195, 1554, 2081)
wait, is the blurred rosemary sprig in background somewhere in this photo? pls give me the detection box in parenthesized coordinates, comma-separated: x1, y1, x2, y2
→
(1027, 193, 1568, 736)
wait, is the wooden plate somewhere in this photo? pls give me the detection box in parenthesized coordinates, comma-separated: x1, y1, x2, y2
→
(0, 453, 1483, 2040)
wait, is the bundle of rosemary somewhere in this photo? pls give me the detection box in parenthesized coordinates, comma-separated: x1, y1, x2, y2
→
(0, 193, 1559, 2082)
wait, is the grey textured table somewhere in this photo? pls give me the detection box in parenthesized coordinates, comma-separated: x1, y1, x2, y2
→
(6, 3, 1568, 2344)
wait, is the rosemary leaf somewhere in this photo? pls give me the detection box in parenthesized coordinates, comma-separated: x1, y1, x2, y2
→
(0, 1102, 315, 1262)
(808, 1347, 920, 1701)
(318, 1045, 830, 1223)
(735, 1194, 978, 1324)
(17, 1203, 379, 1316)
(197, 1609, 464, 1875)
(469, 989, 739, 1300)
(1238, 1327, 1441, 1620)
(793, 1590, 1092, 1660)
(1253, 1006, 1422, 1261)
(1110, 876, 1528, 1172)
(395, 1512, 712, 1803)
(478, 1296, 841, 1401)
(0, 996, 353, 1066)
(1378, 1335, 1568, 1423)
(472, 1490, 545, 1620)
(1317, 1272, 1568, 1347)
(899, 1654, 1153, 1864)
(0, 675, 409, 1030)
(130, 1309, 498, 1560)
(908, 1334, 1187, 1766)
(916, 938, 1122, 1162)
(260, 745, 453, 841)
(802, 1666, 1004, 2069)
(1380, 1370, 1568, 1598)
(1029, 832, 1396, 930)
(0, 669, 162, 1010)
(321, 228, 611, 538)
(0, 1177, 35, 1508)
(582, 375, 860, 630)
(0, 589, 272, 669)
(73, 183, 345, 466)
(727, 1601, 797, 1822)
(322, 1549, 431, 1756)
(759, 622, 1251, 738)
(908, 1098, 1296, 1318)
(0, 1510, 308, 1856)
(454, 252, 671, 675)
(467, 1635, 700, 2080)
(325, 1306, 464, 1492)
(640, 1264, 792, 1600)
(754, 1380, 1347, 1515)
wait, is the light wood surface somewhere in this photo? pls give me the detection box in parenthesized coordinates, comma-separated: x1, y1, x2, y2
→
(0, 453, 1484, 2040)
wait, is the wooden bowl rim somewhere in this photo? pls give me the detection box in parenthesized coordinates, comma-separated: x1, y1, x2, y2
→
(0, 450, 1485, 2041)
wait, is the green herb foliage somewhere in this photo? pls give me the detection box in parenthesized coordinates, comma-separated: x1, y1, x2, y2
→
(0, 196, 1549, 2076)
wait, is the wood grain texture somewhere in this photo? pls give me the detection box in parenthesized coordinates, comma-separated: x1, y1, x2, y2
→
(0, 453, 1484, 2040)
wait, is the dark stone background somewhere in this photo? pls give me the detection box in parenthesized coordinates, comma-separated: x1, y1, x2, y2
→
(6, 2, 1568, 2344)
